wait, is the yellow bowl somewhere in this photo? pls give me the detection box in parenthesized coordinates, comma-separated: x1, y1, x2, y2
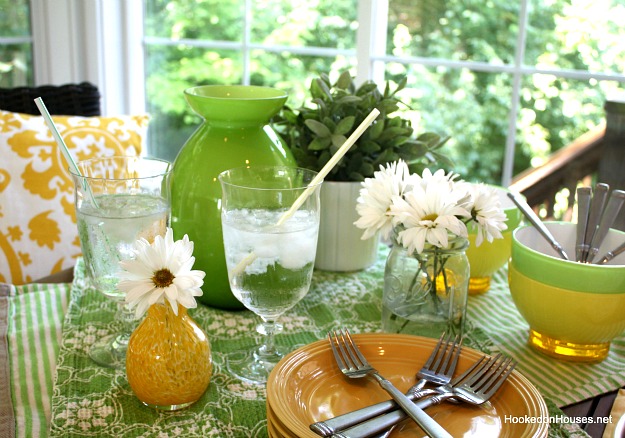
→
(509, 222, 625, 362)
(466, 185, 522, 294)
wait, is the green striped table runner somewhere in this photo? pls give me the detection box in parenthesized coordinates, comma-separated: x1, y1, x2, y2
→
(1, 282, 69, 438)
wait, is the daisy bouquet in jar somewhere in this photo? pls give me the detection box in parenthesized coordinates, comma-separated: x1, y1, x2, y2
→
(354, 160, 508, 337)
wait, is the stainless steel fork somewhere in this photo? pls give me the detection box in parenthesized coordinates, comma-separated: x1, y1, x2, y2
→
(327, 328, 453, 438)
(310, 332, 461, 437)
(333, 352, 517, 438)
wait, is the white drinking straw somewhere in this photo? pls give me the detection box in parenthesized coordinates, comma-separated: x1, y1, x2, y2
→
(34, 97, 99, 208)
(229, 108, 381, 278)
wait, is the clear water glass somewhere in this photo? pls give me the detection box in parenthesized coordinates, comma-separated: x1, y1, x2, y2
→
(219, 166, 321, 384)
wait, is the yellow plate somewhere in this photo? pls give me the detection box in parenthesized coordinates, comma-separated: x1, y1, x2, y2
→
(267, 333, 548, 438)
(267, 403, 296, 438)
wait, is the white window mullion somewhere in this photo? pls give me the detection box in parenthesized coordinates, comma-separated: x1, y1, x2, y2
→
(31, 0, 80, 84)
(98, 0, 145, 115)
(355, 0, 388, 86)
(79, 0, 102, 85)
(241, 0, 252, 85)
(502, 0, 530, 187)
(126, 1, 146, 115)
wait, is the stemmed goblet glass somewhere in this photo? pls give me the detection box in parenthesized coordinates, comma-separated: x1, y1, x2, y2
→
(70, 156, 172, 368)
(219, 166, 321, 384)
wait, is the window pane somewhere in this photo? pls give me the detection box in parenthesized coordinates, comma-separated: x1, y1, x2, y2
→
(386, 63, 512, 184)
(250, 0, 357, 49)
(0, 43, 32, 87)
(0, 0, 30, 36)
(144, 0, 244, 41)
(249, 50, 356, 107)
(387, 0, 519, 63)
(516, 74, 616, 173)
(0, 0, 32, 87)
(144, 45, 243, 161)
(526, 0, 625, 75)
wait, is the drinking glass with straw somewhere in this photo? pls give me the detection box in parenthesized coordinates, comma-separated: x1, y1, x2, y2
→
(228, 109, 380, 278)
(69, 156, 172, 369)
(218, 109, 379, 384)
(36, 98, 173, 368)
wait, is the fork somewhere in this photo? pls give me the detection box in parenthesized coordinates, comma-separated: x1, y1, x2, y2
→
(310, 332, 462, 437)
(327, 329, 453, 438)
(333, 353, 516, 438)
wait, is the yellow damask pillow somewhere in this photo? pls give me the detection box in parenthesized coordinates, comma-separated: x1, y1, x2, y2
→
(0, 110, 149, 284)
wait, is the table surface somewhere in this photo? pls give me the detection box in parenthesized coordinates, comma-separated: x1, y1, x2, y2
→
(2, 247, 625, 438)
(563, 390, 623, 437)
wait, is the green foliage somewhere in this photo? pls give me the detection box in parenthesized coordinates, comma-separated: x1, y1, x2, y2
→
(0, 0, 32, 87)
(134, 0, 624, 184)
(276, 71, 452, 181)
(385, 0, 623, 184)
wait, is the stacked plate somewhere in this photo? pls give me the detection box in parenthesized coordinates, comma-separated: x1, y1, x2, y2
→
(266, 333, 548, 438)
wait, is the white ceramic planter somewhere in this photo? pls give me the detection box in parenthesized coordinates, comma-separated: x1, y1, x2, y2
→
(315, 181, 380, 271)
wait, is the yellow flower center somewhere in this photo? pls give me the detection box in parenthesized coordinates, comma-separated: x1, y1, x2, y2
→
(422, 213, 438, 222)
(152, 269, 175, 288)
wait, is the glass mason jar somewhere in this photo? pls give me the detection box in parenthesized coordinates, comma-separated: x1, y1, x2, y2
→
(382, 236, 470, 339)
(126, 303, 212, 411)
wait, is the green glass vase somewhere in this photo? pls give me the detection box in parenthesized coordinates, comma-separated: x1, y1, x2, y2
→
(171, 85, 295, 309)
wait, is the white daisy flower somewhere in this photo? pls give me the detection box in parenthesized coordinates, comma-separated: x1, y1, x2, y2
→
(409, 168, 460, 192)
(117, 228, 205, 319)
(354, 160, 411, 240)
(390, 180, 471, 254)
(465, 183, 508, 246)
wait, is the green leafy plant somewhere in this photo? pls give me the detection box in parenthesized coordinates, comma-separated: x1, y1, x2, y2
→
(276, 71, 452, 181)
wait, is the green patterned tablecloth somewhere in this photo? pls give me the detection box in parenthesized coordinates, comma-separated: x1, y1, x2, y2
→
(5, 245, 625, 437)
(48, 257, 388, 438)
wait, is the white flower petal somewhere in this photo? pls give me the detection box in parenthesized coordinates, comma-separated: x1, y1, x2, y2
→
(428, 227, 449, 248)
(190, 269, 206, 281)
(173, 274, 199, 291)
(122, 279, 156, 301)
(355, 160, 411, 240)
(147, 288, 165, 305)
(165, 296, 179, 315)
(163, 284, 179, 302)
(188, 287, 204, 297)
(177, 291, 198, 309)
(134, 297, 152, 319)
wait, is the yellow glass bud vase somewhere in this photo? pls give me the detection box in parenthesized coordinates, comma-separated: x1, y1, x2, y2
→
(126, 303, 212, 410)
